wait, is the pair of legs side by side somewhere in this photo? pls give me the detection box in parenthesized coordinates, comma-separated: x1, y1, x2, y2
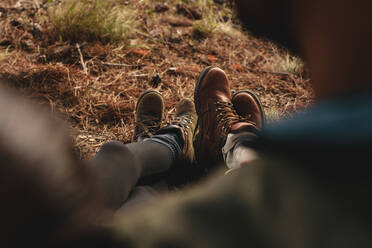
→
(90, 67, 265, 213)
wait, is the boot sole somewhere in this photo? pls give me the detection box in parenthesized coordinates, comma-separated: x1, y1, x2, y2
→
(232, 89, 266, 127)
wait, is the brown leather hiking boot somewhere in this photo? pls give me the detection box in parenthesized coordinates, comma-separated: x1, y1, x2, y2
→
(158, 98, 198, 164)
(133, 90, 164, 142)
(232, 90, 265, 130)
(194, 67, 257, 167)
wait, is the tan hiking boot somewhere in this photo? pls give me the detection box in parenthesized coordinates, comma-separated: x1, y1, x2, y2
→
(133, 90, 164, 142)
(232, 90, 265, 130)
(194, 67, 257, 167)
(158, 98, 197, 164)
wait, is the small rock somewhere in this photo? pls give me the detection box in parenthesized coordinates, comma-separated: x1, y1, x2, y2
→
(149, 74, 162, 88)
(176, 4, 202, 20)
(154, 3, 169, 13)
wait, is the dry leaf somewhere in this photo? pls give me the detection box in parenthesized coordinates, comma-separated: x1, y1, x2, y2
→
(230, 63, 245, 72)
(207, 55, 218, 62)
(130, 48, 150, 56)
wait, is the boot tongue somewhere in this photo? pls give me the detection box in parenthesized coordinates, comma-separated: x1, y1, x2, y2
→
(230, 122, 258, 134)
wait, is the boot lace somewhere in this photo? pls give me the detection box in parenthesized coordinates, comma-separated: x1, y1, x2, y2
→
(169, 114, 194, 141)
(134, 115, 161, 139)
(215, 101, 256, 133)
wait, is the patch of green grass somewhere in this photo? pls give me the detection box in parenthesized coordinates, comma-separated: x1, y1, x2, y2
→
(189, 0, 219, 39)
(192, 17, 218, 39)
(265, 46, 304, 76)
(47, 0, 138, 44)
(147, 0, 238, 39)
(218, 22, 243, 38)
(264, 107, 282, 123)
(187, 0, 240, 39)
(273, 53, 303, 75)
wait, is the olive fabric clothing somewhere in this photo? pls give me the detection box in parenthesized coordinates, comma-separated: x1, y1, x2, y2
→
(106, 90, 372, 248)
(111, 158, 371, 248)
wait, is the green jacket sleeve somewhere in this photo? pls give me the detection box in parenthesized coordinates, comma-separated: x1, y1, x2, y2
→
(110, 158, 370, 248)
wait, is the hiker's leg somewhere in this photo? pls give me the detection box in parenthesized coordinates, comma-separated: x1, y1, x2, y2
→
(222, 132, 259, 173)
(90, 132, 182, 210)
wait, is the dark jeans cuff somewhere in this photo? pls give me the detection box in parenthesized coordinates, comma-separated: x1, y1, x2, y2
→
(148, 131, 183, 162)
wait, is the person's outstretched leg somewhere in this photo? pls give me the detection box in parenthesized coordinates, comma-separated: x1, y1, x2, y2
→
(90, 91, 198, 210)
(90, 90, 171, 210)
(91, 139, 174, 210)
(222, 90, 265, 173)
(115, 98, 198, 212)
(194, 67, 264, 171)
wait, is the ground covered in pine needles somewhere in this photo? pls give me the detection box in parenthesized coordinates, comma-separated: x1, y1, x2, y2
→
(0, 0, 313, 183)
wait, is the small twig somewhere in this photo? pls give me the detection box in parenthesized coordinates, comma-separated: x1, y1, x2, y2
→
(65, 67, 71, 84)
(76, 43, 88, 75)
(102, 62, 144, 67)
(134, 30, 153, 39)
(88, 86, 112, 95)
(133, 74, 148, 77)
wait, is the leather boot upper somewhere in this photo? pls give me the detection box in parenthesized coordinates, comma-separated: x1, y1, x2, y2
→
(232, 91, 264, 131)
(194, 67, 235, 166)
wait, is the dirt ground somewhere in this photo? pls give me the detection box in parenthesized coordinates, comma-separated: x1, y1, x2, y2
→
(0, 0, 313, 179)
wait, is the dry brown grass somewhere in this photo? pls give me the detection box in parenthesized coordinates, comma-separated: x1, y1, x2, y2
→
(0, 0, 314, 165)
